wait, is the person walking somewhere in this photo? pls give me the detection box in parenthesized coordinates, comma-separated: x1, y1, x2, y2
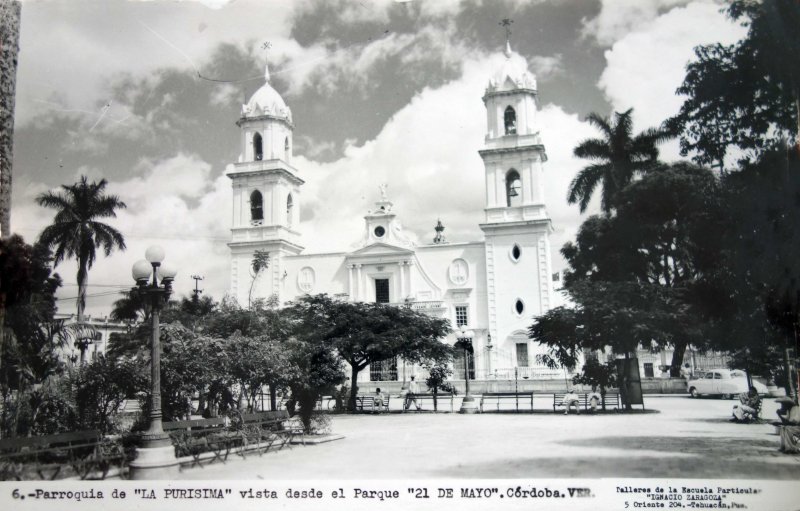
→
(405, 375, 421, 411)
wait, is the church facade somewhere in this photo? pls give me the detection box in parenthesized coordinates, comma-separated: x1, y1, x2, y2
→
(227, 43, 563, 384)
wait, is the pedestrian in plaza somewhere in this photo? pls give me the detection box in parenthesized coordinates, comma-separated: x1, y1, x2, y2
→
(562, 388, 581, 415)
(732, 386, 761, 422)
(405, 375, 421, 411)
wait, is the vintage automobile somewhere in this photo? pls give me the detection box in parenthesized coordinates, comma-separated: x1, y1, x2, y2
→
(687, 369, 768, 399)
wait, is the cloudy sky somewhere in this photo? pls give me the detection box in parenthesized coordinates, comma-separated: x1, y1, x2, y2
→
(10, 0, 746, 316)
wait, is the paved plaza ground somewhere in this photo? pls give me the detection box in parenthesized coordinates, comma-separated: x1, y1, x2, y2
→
(178, 396, 800, 480)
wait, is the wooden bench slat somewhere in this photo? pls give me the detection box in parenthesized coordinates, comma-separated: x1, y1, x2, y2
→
(402, 393, 454, 412)
(0, 430, 124, 481)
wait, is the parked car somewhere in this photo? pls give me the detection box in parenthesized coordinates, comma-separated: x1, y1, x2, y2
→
(687, 369, 768, 399)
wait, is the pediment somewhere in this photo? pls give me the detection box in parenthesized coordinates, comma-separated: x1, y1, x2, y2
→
(347, 242, 415, 259)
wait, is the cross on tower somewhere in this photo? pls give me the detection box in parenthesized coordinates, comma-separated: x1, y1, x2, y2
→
(500, 18, 513, 41)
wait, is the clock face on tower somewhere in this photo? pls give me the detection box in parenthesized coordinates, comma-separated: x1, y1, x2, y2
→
(374, 226, 386, 238)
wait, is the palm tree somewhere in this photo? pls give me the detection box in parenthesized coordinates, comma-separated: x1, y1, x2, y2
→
(568, 108, 671, 214)
(36, 176, 126, 362)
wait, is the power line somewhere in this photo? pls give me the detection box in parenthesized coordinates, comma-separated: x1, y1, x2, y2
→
(59, 283, 130, 288)
(10, 226, 230, 242)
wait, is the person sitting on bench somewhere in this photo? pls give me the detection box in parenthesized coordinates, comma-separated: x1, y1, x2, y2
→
(732, 386, 761, 422)
(373, 388, 385, 413)
(562, 389, 581, 415)
(588, 386, 602, 413)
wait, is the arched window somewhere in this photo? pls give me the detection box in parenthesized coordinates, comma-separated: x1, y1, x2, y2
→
(284, 136, 290, 157)
(506, 169, 522, 207)
(504, 106, 517, 135)
(253, 133, 263, 161)
(250, 190, 263, 221)
(286, 193, 293, 226)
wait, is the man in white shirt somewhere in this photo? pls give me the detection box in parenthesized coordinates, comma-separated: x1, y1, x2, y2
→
(562, 389, 581, 415)
(405, 376, 421, 411)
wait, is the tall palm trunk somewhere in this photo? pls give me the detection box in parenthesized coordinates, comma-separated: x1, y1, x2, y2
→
(77, 254, 88, 363)
(0, 1, 21, 238)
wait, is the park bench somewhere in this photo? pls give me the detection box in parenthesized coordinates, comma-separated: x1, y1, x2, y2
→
(240, 410, 305, 450)
(164, 411, 304, 465)
(552, 391, 621, 413)
(316, 395, 337, 411)
(402, 393, 454, 413)
(355, 395, 390, 413)
(163, 417, 239, 465)
(0, 430, 124, 481)
(553, 392, 589, 413)
(479, 392, 535, 412)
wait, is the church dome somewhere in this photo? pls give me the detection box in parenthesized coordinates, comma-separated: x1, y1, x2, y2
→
(487, 41, 537, 93)
(241, 63, 293, 122)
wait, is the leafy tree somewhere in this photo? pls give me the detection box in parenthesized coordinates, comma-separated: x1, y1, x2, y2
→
(74, 355, 144, 434)
(532, 281, 674, 362)
(704, 147, 800, 397)
(0, 235, 61, 379)
(613, 164, 723, 374)
(36, 176, 126, 362)
(559, 164, 723, 375)
(282, 336, 344, 432)
(568, 108, 671, 213)
(668, 0, 799, 166)
(424, 363, 456, 412)
(0, 236, 66, 436)
(158, 323, 229, 421)
(225, 333, 291, 412)
(571, 358, 618, 411)
(286, 294, 453, 411)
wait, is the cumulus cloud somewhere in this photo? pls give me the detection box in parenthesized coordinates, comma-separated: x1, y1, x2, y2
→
(288, 50, 596, 274)
(15, 1, 293, 127)
(13, 154, 232, 315)
(581, 0, 696, 46)
(271, 21, 470, 98)
(597, 1, 746, 159)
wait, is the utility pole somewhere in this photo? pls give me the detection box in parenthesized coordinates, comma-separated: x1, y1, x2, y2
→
(190, 275, 204, 299)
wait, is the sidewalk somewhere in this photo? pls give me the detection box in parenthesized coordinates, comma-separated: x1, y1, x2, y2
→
(176, 396, 800, 480)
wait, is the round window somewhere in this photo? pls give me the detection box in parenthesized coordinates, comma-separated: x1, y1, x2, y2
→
(514, 299, 525, 315)
(374, 226, 386, 238)
(511, 244, 522, 261)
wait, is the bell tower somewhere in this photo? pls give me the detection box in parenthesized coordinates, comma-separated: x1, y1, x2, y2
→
(479, 27, 554, 371)
(227, 62, 304, 306)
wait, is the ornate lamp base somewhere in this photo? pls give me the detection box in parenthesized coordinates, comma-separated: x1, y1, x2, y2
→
(459, 395, 479, 414)
(129, 434, 178, 480)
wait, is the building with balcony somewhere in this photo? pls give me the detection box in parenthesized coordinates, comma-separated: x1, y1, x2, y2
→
(228, 40, 566, 385)
(53, 313, 129, 364)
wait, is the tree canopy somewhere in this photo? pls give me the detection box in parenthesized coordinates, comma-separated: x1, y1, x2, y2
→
(286, 294, 453, 410)
(537, 163, 722, 376)
(668, 0, 799, 166)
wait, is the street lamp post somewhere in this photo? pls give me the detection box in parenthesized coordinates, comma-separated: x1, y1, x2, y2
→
(128, 245, 179, 479)
(457, 325, 478, 414)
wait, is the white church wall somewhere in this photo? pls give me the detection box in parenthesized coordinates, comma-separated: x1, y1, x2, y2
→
(281, 252, 348, 303)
